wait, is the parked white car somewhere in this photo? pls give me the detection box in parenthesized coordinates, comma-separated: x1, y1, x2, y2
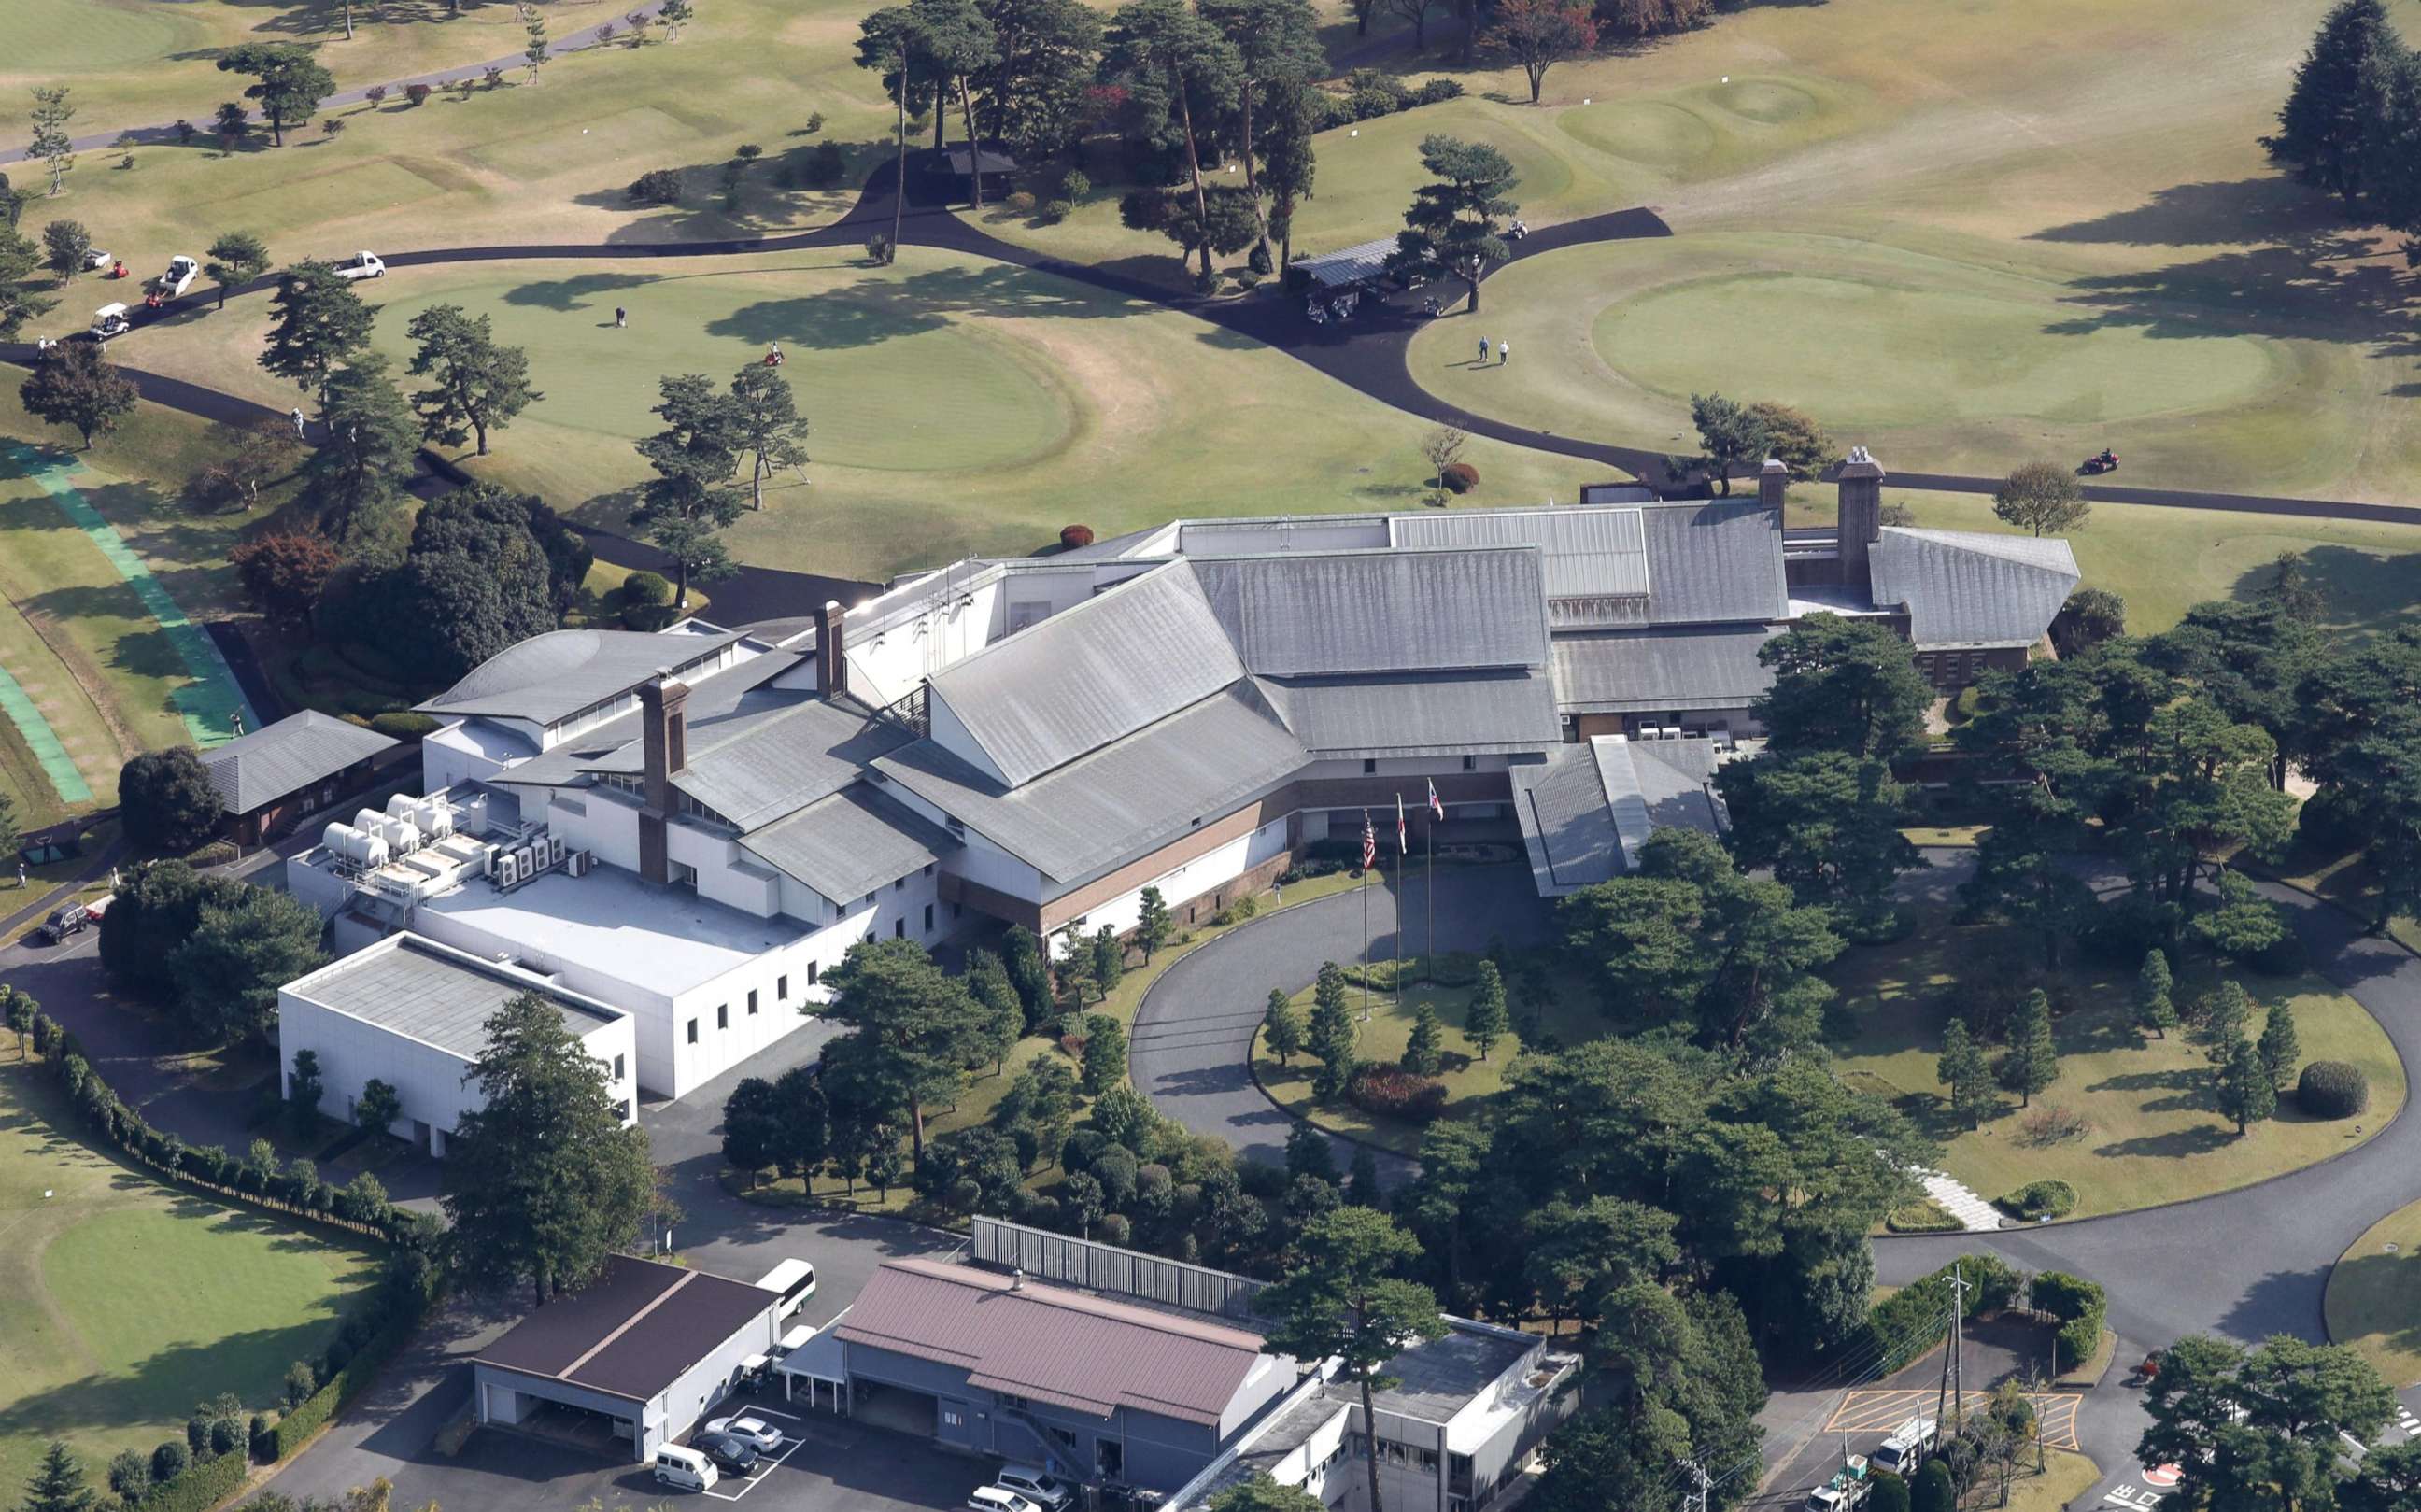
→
(994, 1466, 1074, 1512)
(969, 1490, 1043, 1512)
(332, 250, 386, 281)
(153, 255, 199, 298)
(703, 1416, 783, 1453)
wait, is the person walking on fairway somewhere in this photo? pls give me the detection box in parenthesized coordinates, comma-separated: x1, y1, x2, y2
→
(615, 305, 627, 329)
(290, 406, 306, 439)
(1478, 335, 1489, 365)
(1498, 339, 1509, 365)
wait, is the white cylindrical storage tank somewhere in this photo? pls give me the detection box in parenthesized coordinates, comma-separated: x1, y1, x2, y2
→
(322, 824, 389, 869)
(353, 808, 386, 834)
(386, 793, 419, 820)
(376, 814, 418, 854)
(413, 796, 453, 840)
(321, 822, 356, 859)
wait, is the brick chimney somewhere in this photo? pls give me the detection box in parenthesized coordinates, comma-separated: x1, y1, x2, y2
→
(1835, 445, 1886, 590)
(1757, 457, 1788, 516)
(816, 599, 848, 702)
(637, 671, 688, 884)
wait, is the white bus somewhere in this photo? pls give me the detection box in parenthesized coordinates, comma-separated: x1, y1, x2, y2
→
(756, 1258, 818, 1320)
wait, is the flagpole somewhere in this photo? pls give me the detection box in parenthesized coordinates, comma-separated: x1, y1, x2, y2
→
(1359, 859, 1370, 1024)
(1426, 814, 1435, 984)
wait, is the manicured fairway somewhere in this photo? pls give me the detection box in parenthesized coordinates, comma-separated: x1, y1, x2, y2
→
(0, 1056, 379, 1497)
(120, 248, 1602, 582)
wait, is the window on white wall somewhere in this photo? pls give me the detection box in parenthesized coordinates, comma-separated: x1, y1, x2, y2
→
(687, 1018, 698, 1044)
(746, 990, 758, 1015)
(613, 1054, 626, 1081)
(716, 1003, 729, 1030)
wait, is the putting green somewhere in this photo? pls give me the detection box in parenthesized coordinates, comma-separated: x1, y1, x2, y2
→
(1596, 270, 2277, 428)
(12, 0, 202, 74)
(369, 265, 1078, 473)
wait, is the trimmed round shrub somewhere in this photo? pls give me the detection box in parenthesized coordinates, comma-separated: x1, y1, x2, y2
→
(1440, 461, 1480, 494)
(2298, 1060, 2369, 1119)
(1004, 191, 1038, 215)
(149, 1443, 188, 1484)
(1886, 1199, 1962, 1234)
(368, 711, 438, 741)
(1098, 1212, 1133, 1246)
(1414, 78, 1465, 104)
(1041, 199, 1074, 223)
(622, 570, 672, 606)
(1999, 1179, 2077, 1221)
(1059, 523, 1096, 549)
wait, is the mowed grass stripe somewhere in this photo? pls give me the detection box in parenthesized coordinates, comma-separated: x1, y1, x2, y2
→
(0, 657, 92, 807)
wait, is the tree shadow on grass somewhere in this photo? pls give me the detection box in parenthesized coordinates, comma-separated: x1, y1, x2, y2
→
(2230, 544, 2421, 639)
(2090, 1123, 2237, 1160)
(500, 271, 665, 313)
(0, 1323, 356, 1452)
(2326, 1251, 2421, 1366)
(2031, 177, 2347, 250)
(701, 262, 1134, 351)
(2037, 239, 2421, 355)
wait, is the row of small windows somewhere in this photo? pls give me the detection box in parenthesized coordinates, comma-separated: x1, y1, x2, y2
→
(685, 968, 816, 1045)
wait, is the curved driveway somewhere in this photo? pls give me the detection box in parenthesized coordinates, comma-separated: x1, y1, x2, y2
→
(1128, 862, 1549, 1178)
(1136, 850, 2421, 1353)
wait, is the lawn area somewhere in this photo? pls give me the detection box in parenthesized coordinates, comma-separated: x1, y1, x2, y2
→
(0, 403, 288, 826)
(730, 869, 1369, 1213)
(1251, 966, 1596, 1155)
(1827, 898, 2405, 1221)
(2259, 841, 2421, 959)
(2326, 1199, 2421, 1388)
(4, 0, 896, 284)
(0, 1048, 380, 1497)
(120, 247, 1599, 582)
(1781, 488, 2421, 643)
(3, 0, 535, 139)
(2004, 1451, 2102, 1512)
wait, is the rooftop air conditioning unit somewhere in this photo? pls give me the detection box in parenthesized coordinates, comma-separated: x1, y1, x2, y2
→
(516, 845, 537, 880)
(548, 835, 566, 868)
(566, 850, 591, 879)
(498, 852, 521, 887)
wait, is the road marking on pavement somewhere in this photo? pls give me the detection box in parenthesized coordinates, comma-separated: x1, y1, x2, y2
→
(701, 1434, 809, 1503)
(1824, 1390, 2081, 1451)
(2102, 1486, 2167, 1510)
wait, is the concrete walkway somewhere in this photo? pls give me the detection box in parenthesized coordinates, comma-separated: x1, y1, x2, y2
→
(1912, 1166, 2005, 1232)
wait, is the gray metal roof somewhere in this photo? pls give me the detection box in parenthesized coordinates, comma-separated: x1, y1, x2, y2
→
(1637, 500, 1791, 625)
(676, 699, 914, 832)
(1869, 529, 2081, 650)
(202, 711, 396, 814)
(287, 933, 623, 1059)
(1293, 236, 1399, 290)
(1595, 736, 1724, 867)
(418, 628, 746, 725)
(478, 1255, 773, 1404)
(739, 782, 959, 904)
(1392, 507, 1650, 603)
(927, 564, 1245, 788)
(1254, 670, 1563, 758)
(874, 683, 1306, 884)
(1550, 624, 1778, 714)
(1369, 1323, 1536, 1425)
(1509, 743, 1621, 894)
(1190, 547, 1550, 677)
(483, 652, 807, 791)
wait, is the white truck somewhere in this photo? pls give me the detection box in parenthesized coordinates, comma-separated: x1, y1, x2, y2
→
(1871, 1418, 1938, 1477)
(332, 250, 386, 281)
(1805, 1455, 1872, 1512)
(151, 255, 199, 299)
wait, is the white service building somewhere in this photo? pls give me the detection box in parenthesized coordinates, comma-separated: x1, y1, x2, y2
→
(276, 932, 638, 1157)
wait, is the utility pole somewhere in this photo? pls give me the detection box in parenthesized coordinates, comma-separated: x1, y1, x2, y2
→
(1935, 1261, 1970, 1432)
(1678, 1458, 1711, 1512)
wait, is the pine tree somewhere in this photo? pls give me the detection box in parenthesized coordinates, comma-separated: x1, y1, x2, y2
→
(1401, 1002, 1444, 1076)
(1464, 961, 1509, 1062)
(1135, 885, 1174, 962)
(2258, 999, 2301, 1089)
(1001, 924, 1053, 1030)
(21, 1440, 94, 1512)
(1091, 925, 1125, 998)
(2135, 949, 2178, 1040)
(1937, 1016, 1990, 1129)
(1263, 988, 1306, 1065)
(2195, 981, 2255, 1057)
(2264, 0, 2407, 212)
(1309, 962, 1358, 1099)
(2216, 1035, 2279, 1134)
(1285, 1119, 1337, 1184)
(1998, 990, 2059, 1108)
(1347, 1142, 1383, 1207)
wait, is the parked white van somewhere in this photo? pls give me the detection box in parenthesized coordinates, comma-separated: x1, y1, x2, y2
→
(1872, 1417, 1938, 1477)
(654, 1445, 719, 1491)
(994, 1465, 1075, 1512)
(755, 1258, 818, 1320)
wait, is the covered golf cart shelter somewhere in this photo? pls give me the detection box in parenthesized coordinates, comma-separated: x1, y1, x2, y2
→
(472, 1255, 782, 1461)
(1282, 237, 1398, 297)
(774, 1308, 853, 1413)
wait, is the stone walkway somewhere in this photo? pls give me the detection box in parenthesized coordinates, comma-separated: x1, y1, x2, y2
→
(1913, 1166, 2005, 1232)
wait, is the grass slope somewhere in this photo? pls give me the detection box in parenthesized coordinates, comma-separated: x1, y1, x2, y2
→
(120, 248, 1599, 582)
(2328, 1200, 2421, 1388)
(1827, 900, 2404, 1221)
(0, 1051, 378, 1496)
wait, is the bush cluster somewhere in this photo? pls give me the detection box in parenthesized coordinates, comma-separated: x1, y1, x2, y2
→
(367, 711, 438, 741)
(1855, 1253, 2025, 1373)
(2297, 1059, 2369, 1119)
(1998, 1178, 2077, 1221)
(2029, 1270, 2106, 1371)
(1318, 71, 1464, 129)
(1059, 523, 1096, 549)
(1345, 1064, 1448, 1122)
(1885, 1199, 1962, 1234)
(1440, 461, 1479, 494)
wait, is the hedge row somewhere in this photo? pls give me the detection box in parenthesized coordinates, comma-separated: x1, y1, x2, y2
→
(1856, 1253, 2026, 1372)
(137, 1441, 248, 1512)
(2031, 1271, 2107, 1373)
(268, 1319, 416, 1461)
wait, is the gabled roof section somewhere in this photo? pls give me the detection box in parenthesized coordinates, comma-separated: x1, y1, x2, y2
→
(874, 683, 1305, 885)
(927, 563, 1244, 788)
(675, 699, 915, 832)
(739, 782, 959, 905)
(482, 652, 806, 790)
(836, 1257, 1269, 1427)
(1253, 670, 1563, 759)
(1636, 500, 1790, 625)
(1391, 507, 1650, 604)
(202, 711, 396, 814)
(418, 628, 746, 725)
(1189, 546, 1550, 676)
(1870, 529, 2081, 650)
(1550, 625, 1778, 715)
(1510, 736, 1727, 896)
(476, 1256, 773, 1404)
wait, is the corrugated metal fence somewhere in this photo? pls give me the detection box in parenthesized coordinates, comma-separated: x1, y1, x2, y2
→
(970, 1216, 1267, 1322)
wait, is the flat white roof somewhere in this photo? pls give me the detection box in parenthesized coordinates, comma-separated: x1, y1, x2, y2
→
(415, 865, 810, 1001)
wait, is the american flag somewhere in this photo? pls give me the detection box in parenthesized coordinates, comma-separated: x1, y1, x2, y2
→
(1360, 810, 1376, 870)
(1428, 777, 1444, 821)
(1396, 793, 1409, 854)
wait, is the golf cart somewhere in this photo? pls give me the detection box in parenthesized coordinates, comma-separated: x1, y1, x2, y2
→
(2081, 448, 2118, 475)
(90, 303, 133, 341)
(333, 251, 386, 281)
(151, 255, 199, 301)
